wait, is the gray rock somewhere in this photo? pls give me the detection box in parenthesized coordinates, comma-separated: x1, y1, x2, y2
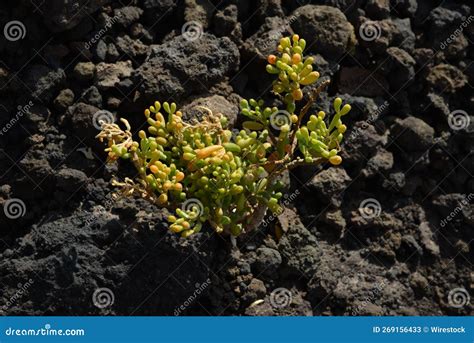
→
(381, 47, 416, 90)
(242, 16, 291, 63)
(180, 95, 239, 127)
(23, 65, 66, 103)
(418, 222, 440, 257)
(95, 61, 133, 90)
(307, 167, 352, 207)
(358, 17, 415, 54)
(425, 64, 468, 94)
(73, 62, 96, 82)
(241, 278, 266, 304)
(391, 0, 418, 18)
(41, 0, 109, 32)
(53, 89, 75, 111)
(253, 247, 282, 277)
(213, 5, 242, 43)
(80, 86, 103, 107)
(277, 208, 321, 277)
(94, 40, 108, 61)
(338, 66, 389, 97)
(343, 121, 388, 164)
(0, 202, 216, 315)
(115, 35, 149, 58)
(391, 117, 435, 151)
(184, 0, 214, 29)
(65, 103, 101, 146)
(291, 5, 356, 59)
(365, 0, 390, 19)
(362, 147, 394, 178)
(134, 34, 239, 103)
(56, 168, 88, 193)
(113, 6, 143, 28)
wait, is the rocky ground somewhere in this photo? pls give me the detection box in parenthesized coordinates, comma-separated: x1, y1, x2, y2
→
(0, 0, 472, 316)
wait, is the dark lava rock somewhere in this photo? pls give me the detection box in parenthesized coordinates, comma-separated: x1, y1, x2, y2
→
(365, 0, 390, 19)
(338, 67, 389, 97)
(80, 86, 103, 108)
(115, 35, 149, 58)
(391, 117, 435, 151)
(23, 65, 66, 103)
(425, 64, 468, 94)
(213, 4, 242, 43)
(113, 6, 143, 28)
(95, 61, 133, 90)
(242, 16, 291, 63)
(63, 103, 102, 146)
(73, 62, 96, 82)
(134, 33, 239, 103)
(358, 17, 415, 54)
(391, 0, 418, 18)
(53, 89, 75, 112)
(56, 168, 89, 193)
(39, 0, 109, 32)
(291, 5, 356, 59)
(306, 167, 352, 207)
(277, 208, 321, 277)
(180, 95, 239, 127)
(253, 247, 282, 278)
(0, 202, 216, 315)
(381, 47, 416, 90)
(241, 278, 266, 304)
(361, 147, 394, 178)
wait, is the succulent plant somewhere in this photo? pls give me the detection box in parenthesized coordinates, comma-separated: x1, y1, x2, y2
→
(97, 34, 351, 238)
